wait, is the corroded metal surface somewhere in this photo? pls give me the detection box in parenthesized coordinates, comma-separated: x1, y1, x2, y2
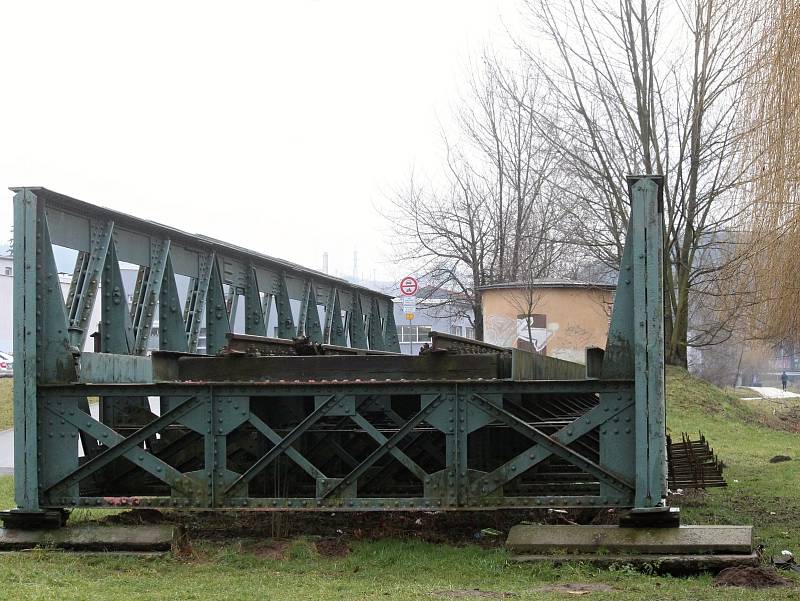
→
(4, 178, 667, 527)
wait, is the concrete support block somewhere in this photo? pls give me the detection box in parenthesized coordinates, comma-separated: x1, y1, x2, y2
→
(0, 524, 178, 552)
(506, 524, 752, 555)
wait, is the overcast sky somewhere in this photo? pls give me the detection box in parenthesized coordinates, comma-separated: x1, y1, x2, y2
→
(0, 0, 522, 286)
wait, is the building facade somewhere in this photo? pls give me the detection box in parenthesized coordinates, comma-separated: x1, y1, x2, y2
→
(392, 291, 475, 355)
(480, 280, 615, 364)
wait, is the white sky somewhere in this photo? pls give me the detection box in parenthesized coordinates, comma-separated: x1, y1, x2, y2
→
(0, 0, 521, 286)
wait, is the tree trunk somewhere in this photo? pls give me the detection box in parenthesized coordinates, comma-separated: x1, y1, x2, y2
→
(473, 296, 485, 341)
(667, 267, 690, 368)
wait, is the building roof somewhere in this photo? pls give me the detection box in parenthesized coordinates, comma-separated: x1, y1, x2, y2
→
(391, 285, 470, 301)
(478, 278, 616, 291)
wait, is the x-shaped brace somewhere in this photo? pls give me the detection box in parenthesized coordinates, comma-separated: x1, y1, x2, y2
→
(44, 396, 200, 495)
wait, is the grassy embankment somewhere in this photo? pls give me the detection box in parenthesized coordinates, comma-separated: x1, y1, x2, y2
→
(0, 379, 97, 431)
(0, 368, 798, 600)
(0, 378, 11, 430)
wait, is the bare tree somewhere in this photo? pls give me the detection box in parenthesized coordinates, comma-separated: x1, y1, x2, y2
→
(505, 0, 760, 366)
(507, 274, 548, 353)
(386, 60, 570, 340)
(388, 161, 494, 339)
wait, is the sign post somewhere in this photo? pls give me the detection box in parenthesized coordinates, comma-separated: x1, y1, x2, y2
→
(400, 276, 418, 355)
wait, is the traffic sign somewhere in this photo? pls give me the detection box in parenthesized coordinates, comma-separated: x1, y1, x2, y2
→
(402, 295, 416, 313)
(400, 276, 418, 296)
(405, 312, 414, 321)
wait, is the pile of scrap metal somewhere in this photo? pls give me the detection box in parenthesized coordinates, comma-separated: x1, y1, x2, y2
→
(423, 331, 511, 356)
(667, 432, 726, 490)
(222, 333, 396, 357)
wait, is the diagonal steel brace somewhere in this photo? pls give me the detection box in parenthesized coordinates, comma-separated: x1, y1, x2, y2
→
(248, 414, 326, 480)
(320, 394, 443, 499)
(349, 413, 427, 481)
(224, 395, 341, 494)
(470, 394, 634, 493)
(44, 396, 200, 495)
(470, 400, 634, 495)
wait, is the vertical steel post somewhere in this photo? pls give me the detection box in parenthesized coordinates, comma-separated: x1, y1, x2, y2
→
(244, 266, 267, 337)
(348, 294, 368, 349)
(276, 273, 295, 340)
(382, 299, 401, 353)
(205, 259, 231, 355)
(13, 189, 40, 511)
(367, 297, 386, 351)
(629, 175, 667, 509)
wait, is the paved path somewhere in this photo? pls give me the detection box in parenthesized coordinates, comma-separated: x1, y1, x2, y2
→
(0, 428, 12, 475)
(739, 386, 800, 400)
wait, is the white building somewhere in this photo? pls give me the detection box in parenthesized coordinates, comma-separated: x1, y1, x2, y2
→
(392, 288, 475, 355)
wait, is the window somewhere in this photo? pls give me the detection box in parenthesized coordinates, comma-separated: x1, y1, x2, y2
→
(396, 325, 432, 343)
(4, 267, 11, 276)
(450, 325, 463, 337)
(517, 313, 547, 328)
(465, 327, 474, 339)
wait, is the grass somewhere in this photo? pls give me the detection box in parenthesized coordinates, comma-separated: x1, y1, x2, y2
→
(0, 368, 798, 599)
(0, 378, 11, 430)
(0, 538, 767, 601)
(0, 380, 98, 431)
(667, 366, 800, 559)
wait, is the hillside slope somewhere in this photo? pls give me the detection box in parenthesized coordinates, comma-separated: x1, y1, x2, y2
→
(667, 366, 800, 556)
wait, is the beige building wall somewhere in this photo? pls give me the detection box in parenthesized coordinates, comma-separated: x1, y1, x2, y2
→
(482, 286, 614, 364)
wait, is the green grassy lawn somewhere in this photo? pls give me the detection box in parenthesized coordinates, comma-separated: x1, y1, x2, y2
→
(0, 378, 12, 430)
(667, 367, 800, 559)
(0, 368, 798, 599)
(0, 380, 98, 431)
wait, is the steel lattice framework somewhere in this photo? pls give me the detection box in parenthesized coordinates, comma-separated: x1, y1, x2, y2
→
(3, 177, 667, 528)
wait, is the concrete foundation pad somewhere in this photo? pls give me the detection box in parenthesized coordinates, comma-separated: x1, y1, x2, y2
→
(510, 553, 760, 575)
(506, 525, 752, 555)
(0, 524, 179, 552)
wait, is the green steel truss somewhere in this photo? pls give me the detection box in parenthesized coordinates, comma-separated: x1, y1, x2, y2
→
(5, 179, 666, 522)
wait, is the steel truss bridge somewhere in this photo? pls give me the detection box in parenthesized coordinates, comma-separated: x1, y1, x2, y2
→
(2, 177, 667, 528)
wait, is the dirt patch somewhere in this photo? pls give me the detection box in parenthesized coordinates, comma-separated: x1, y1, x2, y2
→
(531, 583, 614, 595)
(163, 508, 607, 547)
(714, 566, 792, 588)
(587, 508, 619, 525)
(102, 508, 166, 525)
(243, 539, 290, 559)
(431, 590, 516, 598)
(768, 407, 800, 432)
(315, 537, 350, 557)
(667, 488, 710, 507)
(95, 507, 615, 551)
(770, 455, 792, 463)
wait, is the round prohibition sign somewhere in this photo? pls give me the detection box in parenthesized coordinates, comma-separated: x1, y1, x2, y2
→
(400, 276, 418, 296)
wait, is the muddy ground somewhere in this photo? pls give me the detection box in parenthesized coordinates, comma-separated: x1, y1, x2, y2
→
(103, 506, 616, 547)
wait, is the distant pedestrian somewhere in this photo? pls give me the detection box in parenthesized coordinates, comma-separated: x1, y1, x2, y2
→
(782, 371, 789, 392)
